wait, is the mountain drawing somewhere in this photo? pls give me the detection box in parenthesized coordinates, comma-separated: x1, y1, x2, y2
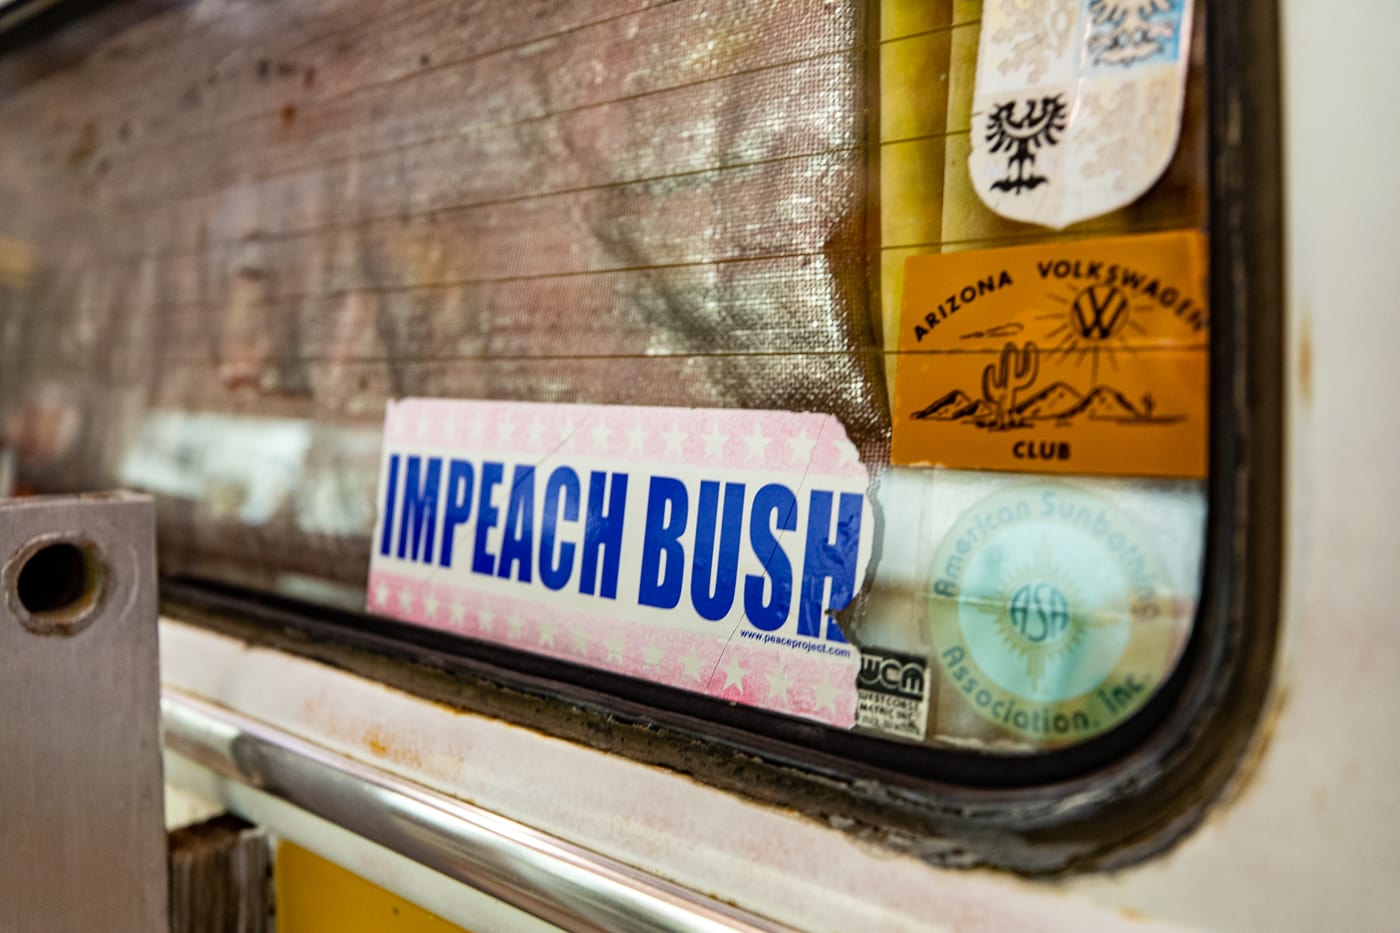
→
(910, 341, 1181, 432)
(911, 389, 993, 421)
(1010, 381, 1081, 419)
(912, 382, 1178, 428)
(1056, 386, 1146, 421)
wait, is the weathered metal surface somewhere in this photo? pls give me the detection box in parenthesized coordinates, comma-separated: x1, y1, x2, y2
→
(0, 492, 168, 932)
(163, 689, 793, 933)
(168, 814, 273, 933)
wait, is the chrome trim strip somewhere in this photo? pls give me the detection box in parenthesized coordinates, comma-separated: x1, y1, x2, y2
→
(161, 689, 794, 933)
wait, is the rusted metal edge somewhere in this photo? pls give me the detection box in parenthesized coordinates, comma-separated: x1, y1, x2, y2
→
(168, 814, 273, 933)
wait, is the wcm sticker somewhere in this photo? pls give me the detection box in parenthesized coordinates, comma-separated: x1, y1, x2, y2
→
(855, 648, 931, 742)
(928, 483, 1182, 744)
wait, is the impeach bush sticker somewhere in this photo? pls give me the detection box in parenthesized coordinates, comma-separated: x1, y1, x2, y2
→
(369, 399, 873, 728)
(928, 482, 1182, 744)
(892, 230, 1208, 478)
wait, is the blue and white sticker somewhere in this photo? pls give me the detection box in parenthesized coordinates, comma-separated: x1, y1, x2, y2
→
(927, 480, 1187, 743)
(969, 0, 1194, 229)
(368, 399, 876, 728)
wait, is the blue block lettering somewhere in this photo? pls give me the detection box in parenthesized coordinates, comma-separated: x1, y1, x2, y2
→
(744, 483, 797, 631)
(472, 461, 505, 576)
(497, 465, 536, 583)
(797, 490, 863, 641)
(396, 456, 442, 563)
(580, 472, 628, 599)
(638, 476, 688, 609)
(379, 454, 400, 557)
(690, 481, 745, 621)
(438, 460, 475, 567)
(539, 466, 580, 591)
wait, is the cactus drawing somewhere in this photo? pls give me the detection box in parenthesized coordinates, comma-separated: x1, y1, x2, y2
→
(981, 341, 1039, 429)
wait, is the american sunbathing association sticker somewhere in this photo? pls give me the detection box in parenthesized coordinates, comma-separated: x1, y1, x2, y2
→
(927, 482, 1185, 744)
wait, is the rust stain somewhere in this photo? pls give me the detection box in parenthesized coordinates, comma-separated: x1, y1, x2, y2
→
(301, 693, 426, 771)
(0, 236, 35, 287)
(66, 121, 97, 166)
(1200, 681, 1289, 820)
(6, 401, 81, 463)
(362, 723, 424, 771)
(1297, 312, 1313, 404)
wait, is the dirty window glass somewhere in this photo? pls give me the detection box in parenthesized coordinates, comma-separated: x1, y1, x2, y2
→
(0, 0, 1208, 756)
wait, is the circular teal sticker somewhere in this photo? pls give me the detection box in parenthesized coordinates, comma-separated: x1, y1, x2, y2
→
(928, 483, 1181, 743)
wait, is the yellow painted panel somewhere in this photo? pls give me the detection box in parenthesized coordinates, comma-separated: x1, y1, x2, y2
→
(881, 136, 948, 248)
(276, 842, 471, 933)
(879, 0, 952, 41)
(881, 247, 922, 391)
(945, 22, 980, 134)
(880, 31, 953, 142)
(950, 1, 981, 26)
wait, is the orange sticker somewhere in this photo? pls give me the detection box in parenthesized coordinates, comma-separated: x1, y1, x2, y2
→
(892, 231, 1208, 478)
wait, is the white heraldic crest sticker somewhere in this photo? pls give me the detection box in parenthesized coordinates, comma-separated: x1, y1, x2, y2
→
(969, 0, 1194, 229)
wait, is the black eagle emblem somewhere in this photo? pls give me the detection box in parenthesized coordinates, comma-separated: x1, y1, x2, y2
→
(985, 95, 1070, 194)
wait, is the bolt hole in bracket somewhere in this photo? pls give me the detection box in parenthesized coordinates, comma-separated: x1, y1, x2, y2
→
(7, 536, 107, 635)
(0, 492, 168, 931)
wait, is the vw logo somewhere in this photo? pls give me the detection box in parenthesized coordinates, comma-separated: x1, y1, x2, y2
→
(1070, 284, 1129, 340)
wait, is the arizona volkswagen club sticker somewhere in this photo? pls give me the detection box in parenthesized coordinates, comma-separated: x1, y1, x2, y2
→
(892, 230, 1208, 478)
(927, 482, 1183, 745)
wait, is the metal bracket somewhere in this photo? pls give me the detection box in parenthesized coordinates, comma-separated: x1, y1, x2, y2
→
(0, 493, 168, 932)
